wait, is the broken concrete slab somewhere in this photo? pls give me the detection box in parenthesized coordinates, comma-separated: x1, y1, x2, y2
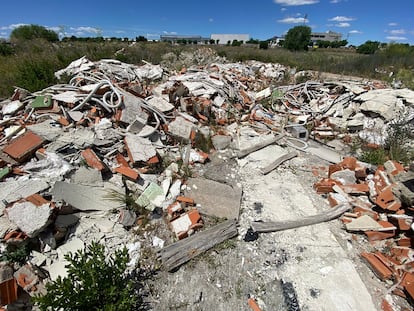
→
(53, 181, 125, 211)
(27, 120, 64, 142)
(125, 134, 157, 164)
(6, 201, 52, 237)
(71, 166, 103, 186)
(345, 215, 383, 231)
(0, 178, 50, 211)
(146, 96, 174, 112)
(211, 135, 232, 150)
(184, 177, 241, 220)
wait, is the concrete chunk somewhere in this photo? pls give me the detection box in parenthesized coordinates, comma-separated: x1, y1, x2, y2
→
(184, 177, 241, 219)
(168, 116, 195, 141)
(6, 202, 52, 237)
(125, 134, 156, 163)
(53, 181, 125, 211)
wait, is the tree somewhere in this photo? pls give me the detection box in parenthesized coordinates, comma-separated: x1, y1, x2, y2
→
(259, 41, 269, 49)
(10, 24, 59, 42)
(356, 40, 380, 54)
(33, 242, 137, 310)
(136, 36, 147, 42)
(283, 25, 311, 51)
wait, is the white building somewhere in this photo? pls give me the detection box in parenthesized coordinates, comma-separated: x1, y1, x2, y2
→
(211, 34, 250, 45)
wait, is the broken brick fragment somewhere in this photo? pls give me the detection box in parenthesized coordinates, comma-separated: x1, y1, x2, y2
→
(114, 166, 139, 181)
(0, 278, 18, 306)
(25, 194, 49, 206)
(81, 148, 105, 171)
(365, 221, 396, 241)
(176, 196, 194, 206)
(361, 252, 394, 280)
(313, 178, 342, 194)
(2, 131, 44, 163)
(376, 185, 401, 211)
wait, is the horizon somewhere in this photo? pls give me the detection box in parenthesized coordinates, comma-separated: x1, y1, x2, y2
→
(1, 0, 413, 46)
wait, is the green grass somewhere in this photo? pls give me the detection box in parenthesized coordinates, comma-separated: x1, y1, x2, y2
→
(1, 40, 414, 100)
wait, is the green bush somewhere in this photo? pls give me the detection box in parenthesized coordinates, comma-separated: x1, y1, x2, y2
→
(33, 241, 137, 311)
(11, 24, 59, 42)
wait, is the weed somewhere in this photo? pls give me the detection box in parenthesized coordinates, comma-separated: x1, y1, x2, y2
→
(0, 244, 30, 264)
(359, 148, 387, 165)
(33, 241, 138, 310)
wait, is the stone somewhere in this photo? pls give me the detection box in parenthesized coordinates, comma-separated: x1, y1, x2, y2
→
(331, 169, 356, 185)
(56, 237, 85, 261)
(47, 260, 69, 281)
(184, 177, 242, 219)
(6, 202, 52, 237)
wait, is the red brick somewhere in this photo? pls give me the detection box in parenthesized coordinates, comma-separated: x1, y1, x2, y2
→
(176, 196, 194, 206)
(115, 153, 129, 167)
(81, 148, 105, 171)
(3, 131, 44, 162)
(0, 278, 18, 306)
(376, 185, 401, 211)
(313, 178, 342, 194)
(114, 166, 139, 180)
(361, 252, 394, 280)
(25, 194, 49, 206)
(339, 183, 369, 194)
(365, 221, 396, 241)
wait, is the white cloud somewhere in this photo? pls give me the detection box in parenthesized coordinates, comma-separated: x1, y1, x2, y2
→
(278, 17, 309, 24)
(335, 22, 350, 27)
(329, 16, 354, 22)
(330, 0, 340, 3)
(281, 7, 287, 11)
(162, 31, 177, 35)
(388, 29, 406, 35)
(47, 26, 61, 32)
(388, 22, 398, 26)
(274, 0, 318, 6)
(209, 18, 214, 22)
(0, 23, 28, 30)
(349, 30, 362, 34)
(386, 36, 407, 41)
(70, 26, 101, 34)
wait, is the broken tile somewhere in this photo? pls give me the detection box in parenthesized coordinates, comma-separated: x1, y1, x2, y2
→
(3, 131, 44, 162)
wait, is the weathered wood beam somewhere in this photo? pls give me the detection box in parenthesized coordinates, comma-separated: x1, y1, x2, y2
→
(251, 203, 350, 233)
(159, 219, 238, 271)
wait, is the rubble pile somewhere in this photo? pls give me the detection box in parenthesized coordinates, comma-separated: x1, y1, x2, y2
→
(314, 157, 414, 306)
(0, 49, 413, 308)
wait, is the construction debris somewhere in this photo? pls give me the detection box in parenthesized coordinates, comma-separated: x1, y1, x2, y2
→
(0, 49, 413, 309)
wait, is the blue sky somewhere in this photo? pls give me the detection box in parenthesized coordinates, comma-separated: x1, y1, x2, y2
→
(1, 0, 413, 46)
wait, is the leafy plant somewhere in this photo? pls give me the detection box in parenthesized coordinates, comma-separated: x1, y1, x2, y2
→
(0, 244, 30, 264)
(33, 241, 137, 311)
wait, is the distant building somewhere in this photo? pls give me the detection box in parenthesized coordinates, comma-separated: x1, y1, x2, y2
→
(210, 34, 250, 45)
(160, 35, 210, 44)
(310, 31, 342, 43)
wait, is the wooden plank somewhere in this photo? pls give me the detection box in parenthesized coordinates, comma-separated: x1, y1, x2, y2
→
(261, 150, 298, 175)
(159, 219, 238, 271)
(237, 133, 285, 158)
(251, 203, 351, 233)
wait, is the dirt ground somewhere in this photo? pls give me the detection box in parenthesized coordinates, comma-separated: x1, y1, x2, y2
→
(138, 135, 410, 311)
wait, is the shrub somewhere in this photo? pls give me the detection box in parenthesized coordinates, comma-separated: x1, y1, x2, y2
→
(33, 241, 137, 311)
(10, 24, 59, 42)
